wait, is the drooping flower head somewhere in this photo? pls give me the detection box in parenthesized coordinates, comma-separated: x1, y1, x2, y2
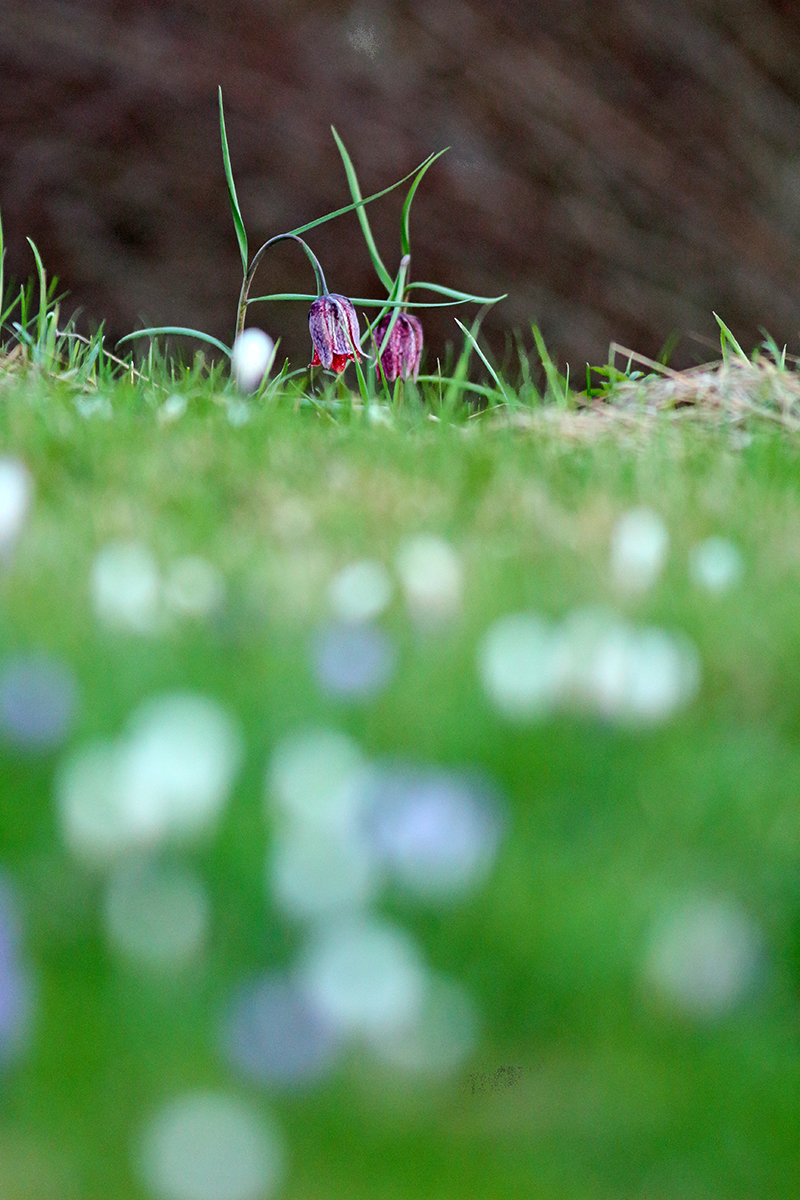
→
(374, 313, 423, 383)
(309, 294, 362, 373)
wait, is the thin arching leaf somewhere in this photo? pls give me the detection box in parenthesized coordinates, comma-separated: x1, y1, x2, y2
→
(331, 127, 393, 292)
(285, 155, 437, 243)
(117, 327, 233, 357)
(400, 149, 448, 258)
(247, 293, 471, 308)
(219, 87, 248, 274)
(405, 281, 507, 304)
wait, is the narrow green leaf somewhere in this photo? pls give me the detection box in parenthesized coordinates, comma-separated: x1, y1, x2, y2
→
(26, 237, 48, 347)
(454, 317, 510, 404)
(117, 327, 233, 357)
(713, 312, 748, 361)
(405, 281, 507, 304)
(331, 126, 393, 292)
(416, 375, 499, 400)
(443, 310, 484, 409)
(219, 87, 248, 274)
(532, 324, 569, 408)
(285, 154, 437, 241)
(400, 149, 448, 258)
(247, 293, 472, 308)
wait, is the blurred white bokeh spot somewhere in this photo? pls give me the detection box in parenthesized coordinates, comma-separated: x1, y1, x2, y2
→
(688, 537, 744, 593)
(610, 508, 669, 593)
(269, 821, 379, 918)
(644, 898, 763, 1017)
(157, 394, 188, 425)
(367, 973, 479, 1075)
(91, 542, 161, 633)
(480, 607, 700, 725)
(267, 728, 366, 833)
(57, 741, 141, 863)
(104, 858, 208, 970)
(119, 695, 244, 840)
(298, 915, 427, 1038)
(163, 557, 226, 618)
(477, 613, 563, 719)
(0, 458, 33, 553)
(570, 618, 700, 724)
(231, 328, 275, 394)
(57, 694, 243, 862)
(327, 559, 392, 624)
(138, 1092, 284, 1200)
(363, 766, 502, 900)
(221, 972, 341, 1088)
(395, 535, 462, 622)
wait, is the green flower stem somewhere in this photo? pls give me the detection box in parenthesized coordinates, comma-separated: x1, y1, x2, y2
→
(235, 234, 328, 341)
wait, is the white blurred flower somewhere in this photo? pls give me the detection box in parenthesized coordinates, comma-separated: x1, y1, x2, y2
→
(267, 728, 366, 834)
(0, 459, 33, 553)
(367, 974, 479, 1075)
(231, 328, 275, 394)
(163, 557, 225, 618)
(137, 1092, 284, 1200)
(644, 898, 763, 1018)
(298, 915, 427, 1038)
(157, 394, 188, 425)
(573, 619, 700, 724)
(269, 821, 378, 919)
(688, 537, 743, 593)
(477, 613, 563, 719)
(91, 541, 161, 633)
(104, 857, 208, 970)
(396, 536, 462, 622)
(327, 560, 392, 624)
(57, 694, 244, 863)
(610, 508, 669, 593)
(479, 608, 700, 726)
(119, 694, 244, 841)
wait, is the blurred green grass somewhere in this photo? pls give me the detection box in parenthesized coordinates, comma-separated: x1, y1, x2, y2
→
(0, 373, 800, 1199)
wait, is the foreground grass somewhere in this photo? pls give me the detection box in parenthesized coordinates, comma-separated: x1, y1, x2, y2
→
(1, 370, 800, 1200)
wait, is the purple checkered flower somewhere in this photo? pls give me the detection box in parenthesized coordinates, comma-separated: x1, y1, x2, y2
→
(375, 312, 423, 382)
(309, 294, 362, 373)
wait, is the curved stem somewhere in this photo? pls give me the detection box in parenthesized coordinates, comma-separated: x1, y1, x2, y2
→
(235, 233, 328, 340)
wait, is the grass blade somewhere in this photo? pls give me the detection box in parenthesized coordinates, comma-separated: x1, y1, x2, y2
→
(331, 126, 393, 292)
(532, 324, 569, 408)
(26, 237, 48, 347)
(219, 87, 248, 274)
(400, 149, 448, 257)
(117, 327, 233, 356)
(713, 312, 748, 361)
(454, 317, 510, 404)
(443, 310, 485, 409)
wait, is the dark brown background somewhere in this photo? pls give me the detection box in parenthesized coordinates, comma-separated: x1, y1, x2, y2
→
(3, 0, 800, 374)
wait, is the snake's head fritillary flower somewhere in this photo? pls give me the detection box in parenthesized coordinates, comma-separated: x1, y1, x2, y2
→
(309, 295, 362, 373)
(375, 313, 423, 383)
